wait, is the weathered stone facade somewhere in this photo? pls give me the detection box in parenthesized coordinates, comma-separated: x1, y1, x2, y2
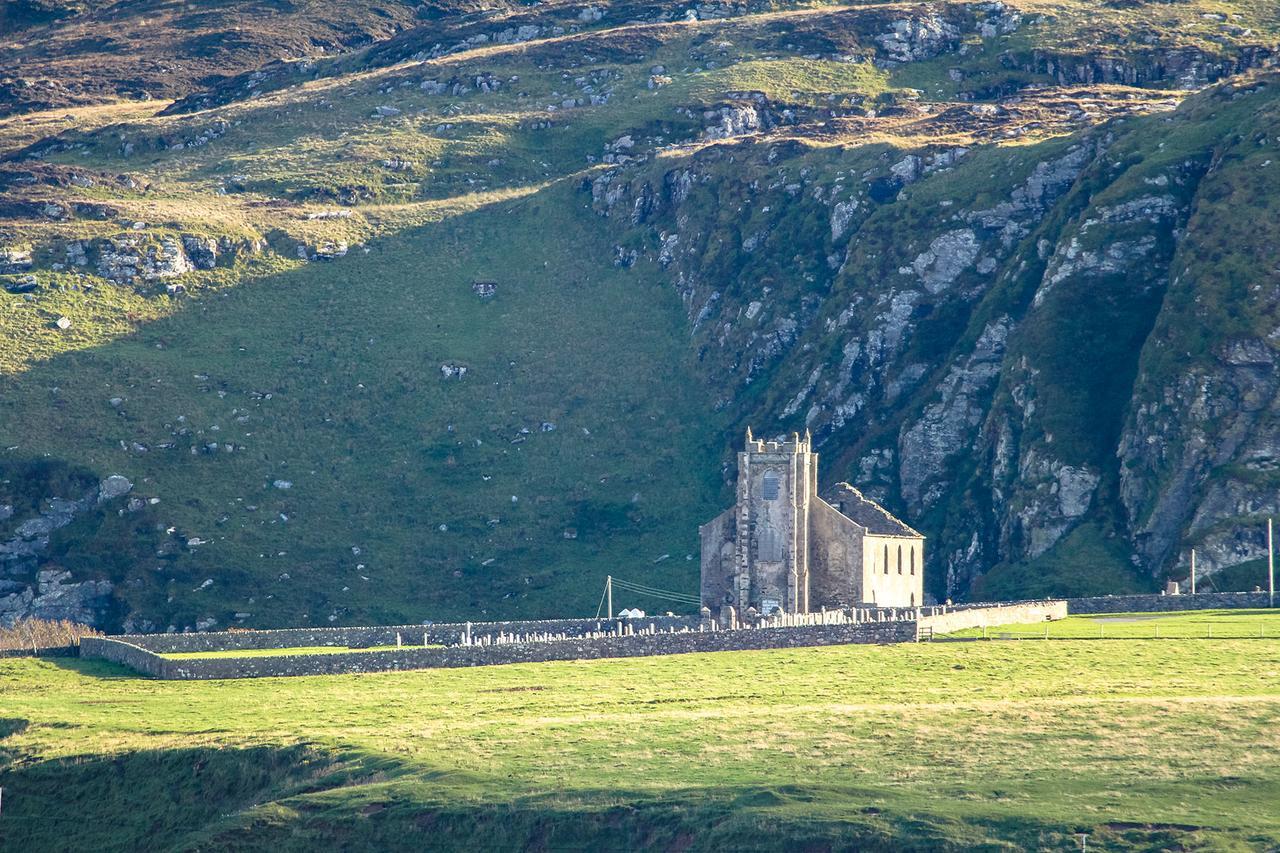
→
(701, 430, 925, 614)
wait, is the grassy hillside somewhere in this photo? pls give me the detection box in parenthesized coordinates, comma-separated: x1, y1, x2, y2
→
(3, 627, 1280, 850)
(6, 0, 1280, 629)
(1, 180, 725, 628)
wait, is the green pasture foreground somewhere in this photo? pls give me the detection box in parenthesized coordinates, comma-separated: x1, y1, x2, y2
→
(4, 623, 1280, 852)
(948, 608, 1280, 640)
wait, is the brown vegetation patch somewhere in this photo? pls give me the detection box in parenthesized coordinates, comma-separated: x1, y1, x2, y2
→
(0, 617, 102, 652)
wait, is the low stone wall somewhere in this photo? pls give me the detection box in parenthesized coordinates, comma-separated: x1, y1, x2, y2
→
(80, 637, 173, 677)
(0, 645, 78, 658)
(114, 616, 700, 654)
(77, 593, 1280, 681)
(1066, 591, 1274, 614)
(85, 620, 917, 680)
(920, 601, 1067, 634)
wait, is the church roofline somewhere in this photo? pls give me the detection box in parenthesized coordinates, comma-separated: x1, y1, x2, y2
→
(822, 482, 923, 538)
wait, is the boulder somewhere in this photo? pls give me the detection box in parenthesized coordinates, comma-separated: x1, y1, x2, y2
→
(98, 475, 134, 502)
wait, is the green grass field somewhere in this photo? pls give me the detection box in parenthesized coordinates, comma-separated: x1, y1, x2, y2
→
(3, 614, 1280, 851)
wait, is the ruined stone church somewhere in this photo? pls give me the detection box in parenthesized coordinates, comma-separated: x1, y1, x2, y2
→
(700, 429, 924, 615)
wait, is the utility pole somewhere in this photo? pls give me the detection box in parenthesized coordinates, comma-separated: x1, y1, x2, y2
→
(1190, 549, 1196, 596)
(607, 575, 613, 619)
(1269, 518, 1275, 608)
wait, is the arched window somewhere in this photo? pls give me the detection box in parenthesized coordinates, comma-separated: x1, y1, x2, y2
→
(883, 543, 889, 574)
(910, 548, 916, 576)
(897, 545, 903, 574)
(758, 524, 784, 562)
(762, 471, 780, 501)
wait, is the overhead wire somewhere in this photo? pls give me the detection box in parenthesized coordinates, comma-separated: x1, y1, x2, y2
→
(608, 577, 700, 605)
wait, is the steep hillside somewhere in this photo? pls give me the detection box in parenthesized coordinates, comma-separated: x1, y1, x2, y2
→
(592, 73, 1280, 601)
(3, 0, 1280, 629)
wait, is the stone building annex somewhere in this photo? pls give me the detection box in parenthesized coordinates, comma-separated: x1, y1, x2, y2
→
(701, 429, 925, 615)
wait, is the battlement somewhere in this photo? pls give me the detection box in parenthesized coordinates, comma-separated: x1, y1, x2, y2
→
(744, 426, 812, 455)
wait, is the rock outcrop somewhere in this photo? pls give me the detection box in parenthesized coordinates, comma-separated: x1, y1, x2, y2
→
(587, 77, 1280, 599)
(0, 473, 131, 626)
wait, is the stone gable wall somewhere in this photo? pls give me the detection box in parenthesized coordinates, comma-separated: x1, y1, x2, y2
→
(808, 498, 863, 609)
(700, 507, 736, 610)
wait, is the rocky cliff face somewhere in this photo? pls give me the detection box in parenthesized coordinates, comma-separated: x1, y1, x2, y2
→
(590, 75, 1280, 600)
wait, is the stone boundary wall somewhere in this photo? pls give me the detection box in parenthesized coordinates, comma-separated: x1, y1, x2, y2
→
(113, 616, 700, 654)
(1066, 591, 1275, 614)
(84, 621, 917, 680)
(0, 645, 78, 659)
(84, 596, 1273, 681)
(80, 637, 173, 677)
(920, 601, 1067, 634)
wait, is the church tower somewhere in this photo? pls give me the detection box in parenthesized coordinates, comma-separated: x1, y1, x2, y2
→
(730, 428, 817, 615)
(701, 428, 924, 616)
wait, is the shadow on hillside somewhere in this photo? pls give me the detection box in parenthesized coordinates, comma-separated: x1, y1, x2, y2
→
(0, 175, 724, 629)
(0, 735, 1087, 853)
(0, 717, 28, 739)
(47, 656, 143, 679)
(0, 742, 357, 852)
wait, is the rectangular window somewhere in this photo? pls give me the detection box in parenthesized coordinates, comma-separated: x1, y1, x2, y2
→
(762, 471, 780, 500)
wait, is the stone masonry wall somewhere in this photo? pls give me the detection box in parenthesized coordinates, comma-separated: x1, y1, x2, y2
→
(84, 621, 918, 680)
(0, 646, 78, 658)
(1066, 591, 1274, 614)
(920, 600, 1066, 634)
(808, 498, 863, 609)
(80, 637, 174, 677)
(80, 597, 1274, 681)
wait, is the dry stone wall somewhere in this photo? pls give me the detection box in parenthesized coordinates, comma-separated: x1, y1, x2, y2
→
(0, 645, 77, 658)
(1066, 591, 1273, 614)
(84, 620, 917, 680)
(920, 600, 1066, 633)
(80, 597, 1275, 681)
(80, 637, 173, 677)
